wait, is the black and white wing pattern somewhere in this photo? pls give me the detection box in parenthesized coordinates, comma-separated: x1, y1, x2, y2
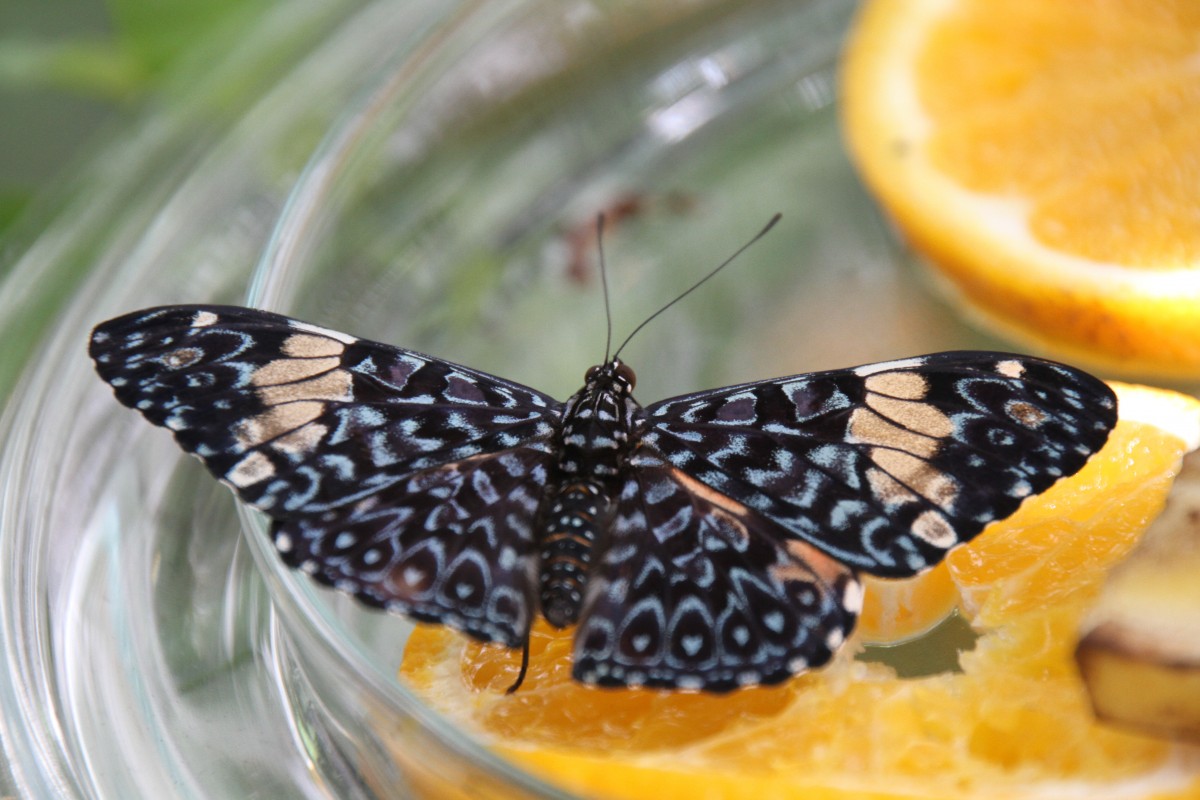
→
(573, 456, 860, 691)
(567, 353, 1115, 690)
(89, 305, 561, 646)
(641, 352, 1118, 578)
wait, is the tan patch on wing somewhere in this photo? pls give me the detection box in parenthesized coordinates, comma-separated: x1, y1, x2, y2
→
(911, 509, 957, 548)
(660, 466, 758, 549)
(869, 448, 959, 511)
(251, 356, 341, 386)
(849, 407, 939, 458)
(282, 333, 345, 358)
(867, 395, 954, 439)
(867, 466, 919, 505)
(257, 370, 353, 406)
(236, 401, 325, 449)
(864, 371, 928, 400)
(162, 347, 203, 369)
(665, 466, 751, 519)
(775, 539, 853, 588)
(226, 451, 276, 488)
(1008, 400, 1047, 428)
(272, 422, 329, 456)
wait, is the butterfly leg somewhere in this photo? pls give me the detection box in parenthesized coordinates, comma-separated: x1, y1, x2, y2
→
(507, 639, 532, 694)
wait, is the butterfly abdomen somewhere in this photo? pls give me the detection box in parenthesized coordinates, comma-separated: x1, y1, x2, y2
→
(538, 360, 642, 627)
(539, 479, 613, 627)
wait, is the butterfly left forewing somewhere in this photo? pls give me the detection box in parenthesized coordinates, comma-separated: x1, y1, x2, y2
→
(642, 352, 1117, 578)
(573, 457, 858, 691)
(90, 305, 561, 515)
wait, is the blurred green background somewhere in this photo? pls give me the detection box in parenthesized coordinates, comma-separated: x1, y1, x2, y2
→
(0, 0, 269, 252)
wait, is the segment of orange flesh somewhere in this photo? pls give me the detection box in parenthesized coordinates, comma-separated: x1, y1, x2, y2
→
(399, 385, 1200, 798)
(858, 561, 957, 643)
(840, 0, 1200, 376)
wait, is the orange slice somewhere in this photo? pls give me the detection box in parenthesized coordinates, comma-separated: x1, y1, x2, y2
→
(841, 0, 1200, 378)
(398, 384, 1200, 799)
(858, 560, 957, 643)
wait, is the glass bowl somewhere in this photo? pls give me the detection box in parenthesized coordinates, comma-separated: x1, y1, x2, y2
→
(0, 0, 1015, 796)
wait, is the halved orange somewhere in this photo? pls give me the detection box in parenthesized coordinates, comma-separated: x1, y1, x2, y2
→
(841, 0, 1200, 378)
(398, 384, 1200, 799)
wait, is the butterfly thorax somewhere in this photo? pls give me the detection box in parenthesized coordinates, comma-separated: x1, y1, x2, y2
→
(539, 359, 644, 627)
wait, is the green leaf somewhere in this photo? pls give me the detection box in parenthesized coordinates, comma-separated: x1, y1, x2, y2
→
(107, 0, 274, 77)
(0, 37, 145, 98)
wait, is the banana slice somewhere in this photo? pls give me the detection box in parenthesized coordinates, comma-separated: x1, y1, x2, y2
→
(1076, 449, 1200, 741)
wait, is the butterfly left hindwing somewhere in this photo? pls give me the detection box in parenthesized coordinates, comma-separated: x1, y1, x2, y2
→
(275, 449, 548, 646)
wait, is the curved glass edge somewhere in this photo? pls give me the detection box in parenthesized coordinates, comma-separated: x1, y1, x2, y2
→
(0, 2, 485, 797)
(0, 1, 380, 410)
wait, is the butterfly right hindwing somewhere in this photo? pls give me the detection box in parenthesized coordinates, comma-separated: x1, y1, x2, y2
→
(573, 456, 859, 692)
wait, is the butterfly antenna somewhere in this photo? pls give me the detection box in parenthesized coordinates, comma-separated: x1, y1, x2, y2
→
(598, 213, 614, 363)
(611, 213, 781, 360)
(506, 640, 531, 695)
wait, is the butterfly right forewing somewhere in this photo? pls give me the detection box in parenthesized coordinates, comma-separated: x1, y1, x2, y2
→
(642, 352, 1118, 578)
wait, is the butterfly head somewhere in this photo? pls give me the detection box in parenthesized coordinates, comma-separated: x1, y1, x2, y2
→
(584, 359, 637, 394)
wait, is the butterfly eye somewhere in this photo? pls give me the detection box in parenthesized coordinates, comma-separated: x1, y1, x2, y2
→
(615, 361, 637, 389)
(585, 365, 602, 382)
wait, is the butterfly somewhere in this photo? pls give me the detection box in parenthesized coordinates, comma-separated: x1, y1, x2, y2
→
(89, 298, 1117, 693)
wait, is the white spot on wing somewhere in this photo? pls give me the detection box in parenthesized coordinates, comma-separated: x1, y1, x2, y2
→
(842, 581, 864, 614)
(288, 319, 357, 344)
(853, 357, 925, 377)
(910, 509, 957, 548)
(996, 359, 1025, 379)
